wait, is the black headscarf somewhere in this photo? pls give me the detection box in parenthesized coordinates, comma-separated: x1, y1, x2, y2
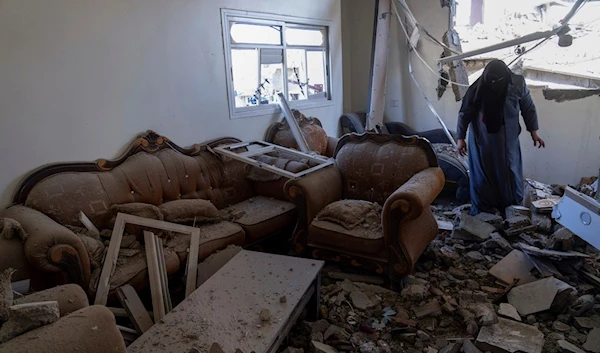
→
(463, 60, 512, 134)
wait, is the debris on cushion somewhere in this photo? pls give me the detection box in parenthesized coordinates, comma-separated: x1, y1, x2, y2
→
(316, 200, 382, 231)
(111, 202, 163, 221)
(0, 218, 27, 241)
(0, 268, 16, 323)
(158, 199, 220, 225)
(245, 155, 289, 182)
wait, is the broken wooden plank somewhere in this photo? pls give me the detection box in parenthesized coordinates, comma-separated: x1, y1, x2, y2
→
(144, 231, 166, 322)
(79, 211, 100, 236)
(116, 285, 154, 333)
(94, 213, 127, 305)
(154, 235, 172, 313)
(185, 228, 201, 297)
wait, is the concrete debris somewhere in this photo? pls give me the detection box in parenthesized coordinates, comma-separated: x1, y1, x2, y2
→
(488, 249, 538, 286)
(452, 214, 494, 242)
(474, 212, 504, 230)
(549, 228, 575, 252)
(476, 318, 544, 353)
(340, 279, 357, 293)
(465, 251, 485, 262)
(462, 339, 482, 353)
(259, 309, 271, 322)
(0, 301, 60, 343)
(552, 320, 572, 332)
(401, 285, 429, 301)
(497, 303, 521, 322)
(311, 319, 330, 334)
(532, 213, 552, 233)
(557, 339, 586, 353)
(281, 347, 304, 353)
(349, 291, 374, 310)
(505, 205, 531, 219)
(413, 299, 442, 318)
(583, 328, 600, 353)
(573, 316, 600, 330)
(311, 341, 338, 353)
(439, 343, 460, 353)
(507, 277, 558, 316)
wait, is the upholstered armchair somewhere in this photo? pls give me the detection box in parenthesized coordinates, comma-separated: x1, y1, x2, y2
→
(284, 133, 445, 287)
(265, 110, 338, 157)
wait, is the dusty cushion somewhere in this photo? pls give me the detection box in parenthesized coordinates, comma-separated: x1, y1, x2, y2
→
(316, 200, 381, 230)
(111, 203, 164, 238)
(166, 221, 245, 263)
(111, 202, 163, 220)
(15, 284, 88, 317)
(158, 199, 219, 224)
(309, 219, 385, 258)
(220, 196, 296, 241)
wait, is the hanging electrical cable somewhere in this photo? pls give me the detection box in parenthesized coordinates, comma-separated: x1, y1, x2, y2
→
(391, 0, 471, 87)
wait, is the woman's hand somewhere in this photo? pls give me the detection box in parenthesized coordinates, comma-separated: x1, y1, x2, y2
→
(531, 131, 546, 148)
(456, 139, 467, 156)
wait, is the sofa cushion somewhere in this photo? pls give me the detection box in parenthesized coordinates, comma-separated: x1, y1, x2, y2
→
(166, 221, 245, 263)
(309, 218, 385, 259)
(315, 200, 381, 230)
(15, 284, 88, 317)
(220, 196, 296, 241)
(158, 199, 220, 224)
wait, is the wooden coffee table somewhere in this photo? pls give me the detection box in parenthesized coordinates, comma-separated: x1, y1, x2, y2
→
(128, 250, 324, 353)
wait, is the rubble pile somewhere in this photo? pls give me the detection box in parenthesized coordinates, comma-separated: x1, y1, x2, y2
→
(282, 180, 600, 353)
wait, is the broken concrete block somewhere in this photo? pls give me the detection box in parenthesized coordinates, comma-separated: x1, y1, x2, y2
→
(0, 301, 60, 343)
(488, 249, 538, 286)
(482, 233, 513, 255)
(552, 320, 571, 332)
(465, 251, 485, 262)
(323, 325, 350, 341)
(504, 216, 535, 236)
(498, 303, 521, 322)
(281, 347, 304, 353)
(557, 340, 586, 353)
(574, 317, 600, 330)
(414, 299, 442, 318)
(339, 279, 357, 293)
(474, 212, 503, 230)
(583, 328, 600, 353)
(259, 309, 271, 322)
(506, 205, 531, 219)
(439, 343, 461, 353)
(349, 291, 374, 310)
(453, 214, 495, 242)
(401, 284, 429, 301)
(507, 277, 558, 316)
(462, 339, 482, 353)
(549, 228, 575, 251)
(311, 319, 330, 334)
(448, 267, 468, 280)
(469, 303, 498, 326)
(531, 213, 552, 233)
(311, 331, 324, 343)
(311, 341, 339, 353)
(476, 318, 544, 353)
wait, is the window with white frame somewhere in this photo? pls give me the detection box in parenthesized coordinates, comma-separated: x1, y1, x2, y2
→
(221, 10, 331, 118)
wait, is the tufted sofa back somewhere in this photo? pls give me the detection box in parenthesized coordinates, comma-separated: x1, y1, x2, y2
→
(334, 133, 438, 205)
(23, 148, 254, 230)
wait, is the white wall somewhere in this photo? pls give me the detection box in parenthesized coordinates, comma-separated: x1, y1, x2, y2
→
(342, 0, 600, 186)
(0, 0, 343, 207)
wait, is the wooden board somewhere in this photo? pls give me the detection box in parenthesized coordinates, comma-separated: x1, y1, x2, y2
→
(154, 236, 172, 312)
(94, 213, 127, 305)
(128, 251, 324, 353)
(79, 211, 100, 236)
(144, 231, 166, 322)
(185, 229, 201, 297)
(95, 213, 203, 305)
(116, 284, 154, 333)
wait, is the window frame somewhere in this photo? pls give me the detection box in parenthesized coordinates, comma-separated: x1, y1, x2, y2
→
(221, 9, 333, 119)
